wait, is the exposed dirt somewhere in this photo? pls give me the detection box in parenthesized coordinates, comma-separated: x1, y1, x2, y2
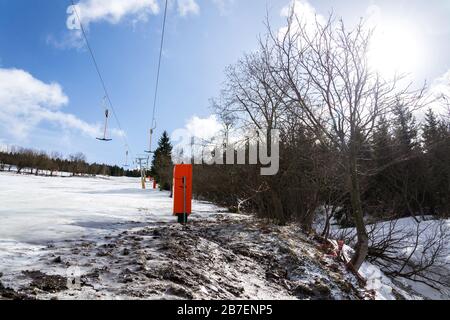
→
(22, 270, 68, 293)
(0, 214, 376, 300)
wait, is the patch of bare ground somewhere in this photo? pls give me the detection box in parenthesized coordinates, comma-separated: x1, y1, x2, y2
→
(1, 214, 378, 300)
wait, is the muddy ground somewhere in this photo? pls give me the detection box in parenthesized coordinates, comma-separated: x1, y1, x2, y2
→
(0, 214, 382, 300)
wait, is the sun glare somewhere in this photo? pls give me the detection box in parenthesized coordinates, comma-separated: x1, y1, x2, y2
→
(369, 21, 423, 78)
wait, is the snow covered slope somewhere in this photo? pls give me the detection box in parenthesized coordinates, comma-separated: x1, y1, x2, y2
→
(314, 211, 450, 300)
(0, 172, 414, 300)
(0, 172, 222, 243)
(0, 172, 220, 293)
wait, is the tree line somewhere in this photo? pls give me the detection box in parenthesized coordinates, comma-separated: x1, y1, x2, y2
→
(0, 146, 140, 177)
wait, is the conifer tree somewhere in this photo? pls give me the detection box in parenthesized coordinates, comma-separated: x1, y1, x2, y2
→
(422, 108, 440, 153)
(393, 104, 419, 154)
(151, 131, 174, 191)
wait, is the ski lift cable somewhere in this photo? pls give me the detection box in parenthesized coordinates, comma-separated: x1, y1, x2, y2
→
(147, 0, 169, 153)
(69, 0, 133, 156)
(151, 0, 169, 125)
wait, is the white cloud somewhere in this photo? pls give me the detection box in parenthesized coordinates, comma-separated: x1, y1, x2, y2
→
(280, 0, 325, 37)
(185, 115, 221, 140)
(431, 70, 450, 97)
(177, 0, 200, 17)
(427, 70, 450, 116)
(66, 0, 160, 31)
(46, 31, 85, 51)
(58, 0, 205, 48)
(50, 0, 160, 49)
(55, 0, 235, 49)
(66, 0, 204, 31)
(170, 114, 222, 163)
(0, 68, 118, 141)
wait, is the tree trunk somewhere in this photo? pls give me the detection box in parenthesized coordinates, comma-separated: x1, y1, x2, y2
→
(349, 155, 369, 270)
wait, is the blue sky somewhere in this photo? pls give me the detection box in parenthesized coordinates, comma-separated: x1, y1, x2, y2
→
(1, 0, 450, 166)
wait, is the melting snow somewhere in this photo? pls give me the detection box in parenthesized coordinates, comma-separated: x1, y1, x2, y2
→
(0, 172, 430, 300)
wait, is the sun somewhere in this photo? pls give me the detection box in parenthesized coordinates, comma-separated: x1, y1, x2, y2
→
(369, 20, 423, 78)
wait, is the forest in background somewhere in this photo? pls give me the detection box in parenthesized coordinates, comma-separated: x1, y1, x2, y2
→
(0, 147, 140, 177)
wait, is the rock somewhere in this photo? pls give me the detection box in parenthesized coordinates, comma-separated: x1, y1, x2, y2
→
(85, 269, 101, 280)
(96, 250, 110, 257)
(122, 248, 131, 256)
(339, 281, 353, 293)
(293, 282, 315, 298)
(153, 229, 162, 237)
(53, 256, 62, 264)
(293, 281, 332, 300)
(165, 285, 193, 299)
(120, 269, 135, 283)
(200, 286, 209, 295)
(315, 283, 332, 297)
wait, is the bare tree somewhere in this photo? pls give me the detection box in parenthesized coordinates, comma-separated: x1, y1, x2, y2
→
(262, 12, 427, 269)
(69, 153, 87, 176)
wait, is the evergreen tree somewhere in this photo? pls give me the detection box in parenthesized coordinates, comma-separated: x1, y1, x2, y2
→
(422, 108, 441, 153)
(422, 109, 450, 214)
(366, 117, 396, 217)
(393, 103, 419, 154)
(390, 104, 425, 218)
(151, 131, 174, 191)
(372, 116, 394, 167)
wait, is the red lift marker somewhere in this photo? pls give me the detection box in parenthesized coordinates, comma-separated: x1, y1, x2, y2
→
(173, 164, 193, 223)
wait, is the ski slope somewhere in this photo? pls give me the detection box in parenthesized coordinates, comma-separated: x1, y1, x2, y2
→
(0, 172, 220, 243)
(0, 172, 220, 280)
